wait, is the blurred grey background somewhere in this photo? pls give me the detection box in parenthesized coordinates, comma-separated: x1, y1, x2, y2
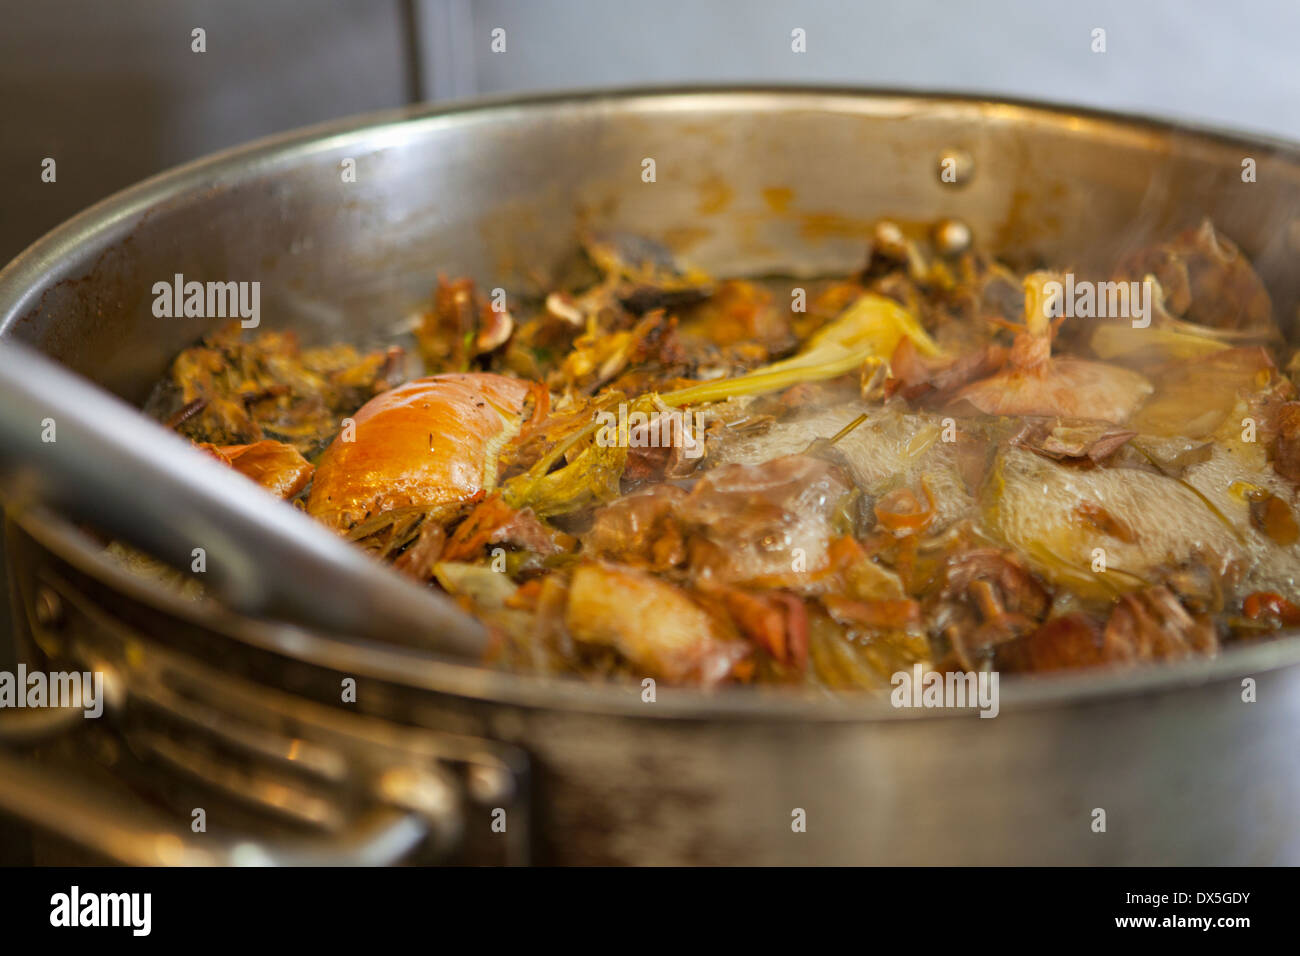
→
(3, 0, 1300, 268)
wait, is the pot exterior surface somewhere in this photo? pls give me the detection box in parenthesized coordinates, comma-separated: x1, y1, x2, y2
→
(10, 518, 1297, 864)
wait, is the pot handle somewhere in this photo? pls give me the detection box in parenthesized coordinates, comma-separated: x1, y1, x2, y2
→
(0, 340, 487, 658)
(0, 740, 430, 866)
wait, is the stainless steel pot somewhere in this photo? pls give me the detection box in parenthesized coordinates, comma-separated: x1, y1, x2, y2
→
(2, 87, 1299, 865)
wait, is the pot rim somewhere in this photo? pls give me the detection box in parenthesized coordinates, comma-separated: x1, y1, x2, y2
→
(3, 84, 1299, 722)
(6, 82, 1300, 320)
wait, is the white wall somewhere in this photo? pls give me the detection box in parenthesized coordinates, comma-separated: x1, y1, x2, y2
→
(420, 0, 1300, 141)
(4, 0, 1298, 265)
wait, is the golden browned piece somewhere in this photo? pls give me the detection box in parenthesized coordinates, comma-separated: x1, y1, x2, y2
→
(198, 440, 314, 499)
(307, 373, 536, 531)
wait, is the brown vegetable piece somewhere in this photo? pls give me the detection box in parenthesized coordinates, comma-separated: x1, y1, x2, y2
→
(995, 613, 1108, 672)
(1013, 419, 1136, 463)
(1000, 587, 1217, 672)
(1101, 587, 1218, 664)
(928, 549, 1051, 669)
(1249, 491, 1300, 546)
(1272, 402, 1300, 482)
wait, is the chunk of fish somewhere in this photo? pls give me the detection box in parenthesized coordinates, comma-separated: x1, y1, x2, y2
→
(308, 373, 536, 531)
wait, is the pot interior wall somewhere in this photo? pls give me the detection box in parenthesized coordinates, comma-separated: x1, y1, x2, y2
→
(4, 90, 1300, 404)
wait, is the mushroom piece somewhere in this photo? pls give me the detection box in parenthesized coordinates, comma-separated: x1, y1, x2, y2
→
(953, 273, 1153, 424)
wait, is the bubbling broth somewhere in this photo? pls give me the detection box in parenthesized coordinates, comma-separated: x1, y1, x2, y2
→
(144, 220, 1300, 690)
